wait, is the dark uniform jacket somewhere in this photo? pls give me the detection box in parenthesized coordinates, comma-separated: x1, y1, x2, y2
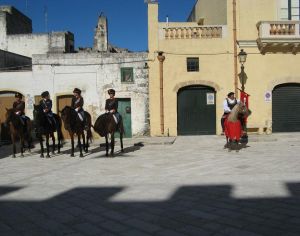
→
(71, 96, 84, 111)
(105, 98, 118, 112)
(13, 101, 25, 115)
(40, 99, 53, 113)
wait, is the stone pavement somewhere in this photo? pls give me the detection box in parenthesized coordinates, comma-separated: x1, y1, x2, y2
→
(0, 133, 300, 236)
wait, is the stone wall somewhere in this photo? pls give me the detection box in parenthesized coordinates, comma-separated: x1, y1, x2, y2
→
(0, 52, 149, 136)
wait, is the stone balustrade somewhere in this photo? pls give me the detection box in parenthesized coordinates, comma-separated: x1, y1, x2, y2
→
(162, 26, 223, 39)
(257, 21, 300, 38)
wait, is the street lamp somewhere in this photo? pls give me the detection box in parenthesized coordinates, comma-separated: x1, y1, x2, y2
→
(238, 49, 248, 92)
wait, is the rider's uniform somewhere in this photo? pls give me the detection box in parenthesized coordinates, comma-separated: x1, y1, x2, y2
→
(13, 100, 25, 116)
(40, 98, 55, 125)
(13, 100, 27, 125)
(71, 96, 85, 121)
(105, 98, 120, 123)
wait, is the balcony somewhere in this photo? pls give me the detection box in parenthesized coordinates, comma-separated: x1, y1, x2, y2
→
(256, 21, 300, 54)
(159, 23, 227, 40)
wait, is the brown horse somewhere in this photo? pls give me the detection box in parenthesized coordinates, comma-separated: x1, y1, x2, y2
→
(93, 113, 124, 157)
(5, 108, 32, 157)
(33, 104, 64, 158)
(60, 106, 92, 157)
(224, 102, 251, 151)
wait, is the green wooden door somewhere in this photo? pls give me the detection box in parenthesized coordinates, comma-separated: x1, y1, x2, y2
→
(117, 98, 132, 138)
(272, 83, 300, 132)
(177, 86, 216, 135)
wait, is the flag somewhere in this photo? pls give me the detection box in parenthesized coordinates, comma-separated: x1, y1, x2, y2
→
(239, 89, 250, 125)
(239, 89, 250, 108)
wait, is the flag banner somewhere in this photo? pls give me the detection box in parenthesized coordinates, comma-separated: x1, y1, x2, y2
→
(239, 89, 250, 108)
(239, 89, 250, 124)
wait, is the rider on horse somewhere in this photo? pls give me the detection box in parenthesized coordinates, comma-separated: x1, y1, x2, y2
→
(40, 91, 56, 126)
(105, 89, 121, 125)
(13, 92, 27, 126)
(71, 88, 87, 128)
(221, 92, 240, 134)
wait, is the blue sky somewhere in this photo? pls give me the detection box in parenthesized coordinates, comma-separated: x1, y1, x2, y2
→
(0, 0, 196, 51)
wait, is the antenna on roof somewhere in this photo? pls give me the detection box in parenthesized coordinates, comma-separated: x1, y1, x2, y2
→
(25, 0, 28, 14)
(44, 5, 48, 32)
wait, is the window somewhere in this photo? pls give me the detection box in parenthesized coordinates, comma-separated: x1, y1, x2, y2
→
(121, 67, 134, 83)
(280, 0, 300, 20)
(187, 58, 199, 72)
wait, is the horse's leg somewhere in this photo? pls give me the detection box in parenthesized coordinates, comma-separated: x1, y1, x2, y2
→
(39, 134, 44, 158)
(228, 139, 232, 152)
(20, 134, 24, 157)
(105, 135, 109, 157)
(70, 132, 74, 157)
(82, 131, 87, 153)
(27, 131, 32, 153)
(57, 131, 61, 154)
(46, 134, 50, 158)
(120, 131, 124, 153)
(78, 133, 83, 158)
(110, 132, 115, 157)
(51, 132, 56, 154)
(11, 133, 16, 158)
(224, 136, 229, 149)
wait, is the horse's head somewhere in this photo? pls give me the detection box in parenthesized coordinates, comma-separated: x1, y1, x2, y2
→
(60, 106, 73, 123)
(33, 104, 43, 120)
(228, 102, 251, 122)
(237, 102, 251, 117)
(5, 108, 15, 124)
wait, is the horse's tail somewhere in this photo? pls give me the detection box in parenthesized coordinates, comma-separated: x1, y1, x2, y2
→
(54, 113, 64, 142)
(119, 119, 125, 135)
(87, 128, 93, 144)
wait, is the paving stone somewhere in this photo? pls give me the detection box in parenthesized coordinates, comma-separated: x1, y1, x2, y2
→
(0, 135, 300, 235)
(99, 220, 129, 233)
(73, 222, 105, 235)
(123, 218, 162, 233)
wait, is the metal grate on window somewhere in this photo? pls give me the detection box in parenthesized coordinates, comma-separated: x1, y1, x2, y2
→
(187, 57, 199, 72)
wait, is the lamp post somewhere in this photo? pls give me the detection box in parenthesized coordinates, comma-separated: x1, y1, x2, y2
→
(238, 49, 248, 92)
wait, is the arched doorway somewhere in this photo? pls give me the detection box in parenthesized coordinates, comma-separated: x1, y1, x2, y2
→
(272, 83, 300, 132)
(177, 85, 216, 135)
(0, 91, 21, 144)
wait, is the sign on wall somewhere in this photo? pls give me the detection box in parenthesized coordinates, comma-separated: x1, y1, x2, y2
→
(265, 91, 272, 102)
(206, 93, 215, 105)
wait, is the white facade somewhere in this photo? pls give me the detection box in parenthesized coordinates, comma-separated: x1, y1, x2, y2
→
(0, 52, 149, 136)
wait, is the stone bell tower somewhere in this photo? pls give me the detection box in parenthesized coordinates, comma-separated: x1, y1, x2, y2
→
(93, 12, 108, 52)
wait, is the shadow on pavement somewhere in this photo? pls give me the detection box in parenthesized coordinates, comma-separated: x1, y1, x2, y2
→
(0, 183, 300, 235)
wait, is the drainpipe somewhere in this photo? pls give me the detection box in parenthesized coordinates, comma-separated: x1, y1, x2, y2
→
(233, 0, 238, 95)
(157, 51, 165, 135)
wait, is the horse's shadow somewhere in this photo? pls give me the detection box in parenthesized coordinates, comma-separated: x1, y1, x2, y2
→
(224, 141, 250, 152)
(92, 142, 144, 158)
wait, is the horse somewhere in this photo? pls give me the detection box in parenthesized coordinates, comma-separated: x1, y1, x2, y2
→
(93, 113, 124, 157)
(60, 106, 92, 157)
(224, 102, 251, 151)
(33, 104, 64, 158)
(5, 108, 33, 157)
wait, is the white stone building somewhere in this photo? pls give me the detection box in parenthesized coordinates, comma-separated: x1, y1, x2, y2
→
(0, 6, 149, 139)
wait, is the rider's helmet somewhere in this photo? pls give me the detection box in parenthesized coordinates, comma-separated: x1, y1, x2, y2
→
(73, 88, 81, 95)
(108, 89, 115, 95)
(15, 92, 23, 99)
(41, 91, 50, 98)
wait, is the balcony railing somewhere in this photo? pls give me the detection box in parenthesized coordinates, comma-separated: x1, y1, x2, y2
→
(256, 21, 300, 54)
(159, 23, 226, 40)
